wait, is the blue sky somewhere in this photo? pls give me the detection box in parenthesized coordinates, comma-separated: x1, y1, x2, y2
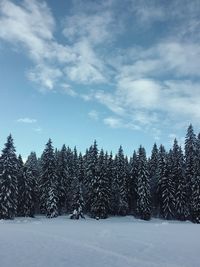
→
(0, 0, 200, 158)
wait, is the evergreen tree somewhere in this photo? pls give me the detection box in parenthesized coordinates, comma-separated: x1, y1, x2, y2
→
(40, 139, 58, 218)
(23, 166, 35, 217)
(90, 149, 110, 219)
(185, 124, 196, 215)
(84, 140, 98, 213)
(57, 145, 70, 213)
(148, 143, 159, 215)
(70, 153, 85, 218)
(191, 133, 200, 223)
(158, 149, 175, 220)
(0, 135, 18, 219)
(115, 146, 129, 216)
(157, 145, 166, 217)
(25, 152, 39, 213)
(129, 151, 138, 214)
(172, 140, 188, 220)
(136, 146, 151, 220)
(110, 154, 119, 215)
(106, 152, 116, 215)
(17, 154, 25, 216)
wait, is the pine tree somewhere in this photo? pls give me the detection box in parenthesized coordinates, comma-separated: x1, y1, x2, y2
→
(0, 135, 18, 219)
(25, 152, 39, 213)
(57, 145, 71, 213)
(40, 139, 58, 218)
(90, 149, 110, 219)
(172, 139, 188, 220)
(185, 124, 196, 215)
(84, 140, 98, 213)
(70, 153, 85, 219)
(114, 146, 129, 216)
(136, 146, 151, 220)
(191, 133, 200, 223)
(158, 149, 175, 220)
(148, 143, 159, 215)
(105, 152, 114, 215)
(17, 154, 25, 216)
(23, 166, 35, 217)
(110, 154, 120, 215)
(129, 151, 138, 214)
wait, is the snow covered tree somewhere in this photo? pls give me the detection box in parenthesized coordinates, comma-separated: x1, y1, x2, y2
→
(110, 155, 120, 215)
(129, 151, 138, 214)
(158, 149, 175, 220)
(25, 152, 39, 212)
(57, 145, 71, 213)
(22, 166, 35, 217)
(0, 135, 18, 219)
(40, 139, 58, 218)
(185, 124, 196, 214)
(148, 143, 159, 215)
(84, 140, 98, 213)
(17, 154, 25, 216)
(136, 146, 151, 220)
(190, 133, 200, 223)
(190, 176, 200, 223)
(90, 149, 110, 219)
(114, 146, 129, 216)
(172, 139, 188, 220)
(70, 153, 85, 219)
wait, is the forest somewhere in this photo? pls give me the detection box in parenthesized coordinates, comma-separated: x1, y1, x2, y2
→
(0, 124, 199, 223)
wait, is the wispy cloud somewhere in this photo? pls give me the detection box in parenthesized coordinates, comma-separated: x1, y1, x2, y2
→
(17, 117, 37, 124)
(88, 110, 99, 121)
(33, 127, 42, 133)
(1, 0, 200, 137)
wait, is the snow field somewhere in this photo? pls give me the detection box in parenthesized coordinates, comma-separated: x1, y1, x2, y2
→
(0, 216, 199, 267)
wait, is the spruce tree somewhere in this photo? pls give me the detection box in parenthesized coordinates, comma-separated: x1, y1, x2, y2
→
(23, 166, 35, 217)
(106, 152, 117, 215)
(172, 139, 188, 220)
(90, 149, 110, 219)
(185, 124, 196, 215)
(129, 151, 138, 214)
(70, 153, 85, 218)
(115, 146, 129, 216)
(25, 152, 39, 213)
(17, 154, 25, 216)
(110, 154, 120, 215)
(148, 143, 159, 215)
(158, 149, 175, 220)
(57, 145, 70, 213)
(84, 140, 98, 213)
(40, 139, 58, 218)
(0, 135, 18, 219)
(191, 133, 200, 223)
(136, 146, 151, 220)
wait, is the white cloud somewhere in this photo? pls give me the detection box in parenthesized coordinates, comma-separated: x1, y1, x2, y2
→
(103, 117, 122, 128)
(61, 84, 77, 97)
(0, 0, 55, 61)
(17, 118, 37, 124)
(88, 110, 99, 121)
(33, 127, 42, 133)
(1, 0, 200, 136)
(63, 11, 115, 45)
(103, 116, 141, 130)
(28, 64, 62, 90)
(117, 78, 161, 109)
(0, 0, 110, 90)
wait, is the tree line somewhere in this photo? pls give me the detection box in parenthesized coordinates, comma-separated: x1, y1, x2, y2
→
(0, 124, 200, 223)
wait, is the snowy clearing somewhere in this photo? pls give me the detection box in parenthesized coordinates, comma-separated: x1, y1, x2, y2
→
(0, 216, 199, 267)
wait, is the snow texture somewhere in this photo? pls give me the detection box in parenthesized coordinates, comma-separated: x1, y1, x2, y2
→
(0, 216, 199, 267)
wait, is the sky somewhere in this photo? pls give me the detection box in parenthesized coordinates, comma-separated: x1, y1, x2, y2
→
(0, 0, 200, 158)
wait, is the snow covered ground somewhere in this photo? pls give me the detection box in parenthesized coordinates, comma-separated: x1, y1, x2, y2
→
(0, 216, 199, 267)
